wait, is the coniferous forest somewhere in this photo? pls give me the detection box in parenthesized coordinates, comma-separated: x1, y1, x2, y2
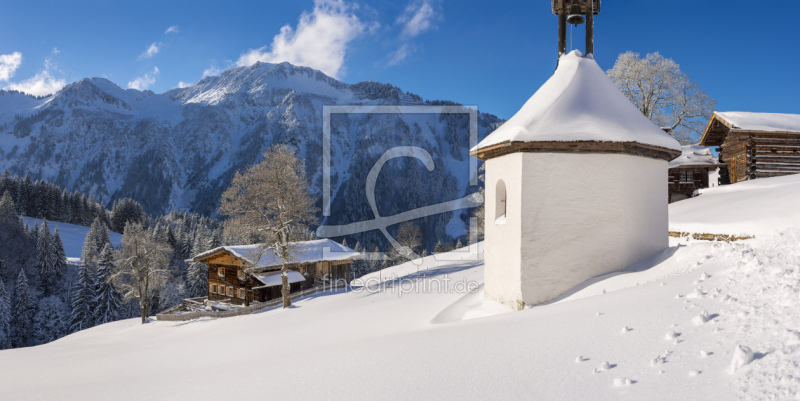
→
(0, 171, 222, 349)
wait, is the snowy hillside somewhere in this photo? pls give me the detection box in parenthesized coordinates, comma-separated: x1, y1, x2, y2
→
(0, 63, 502, 249)
(669, 173, 800, 237)
(21, 217, 122, 260)
(2, 176, 799, 400)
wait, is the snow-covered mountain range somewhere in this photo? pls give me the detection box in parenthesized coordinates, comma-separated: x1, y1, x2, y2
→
(0, 62, 502, 248)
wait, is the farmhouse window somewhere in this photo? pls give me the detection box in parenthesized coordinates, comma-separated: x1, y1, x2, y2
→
(239, 289, 246, 299)
(210, 284, 216, 294)
(679, 171, 693, 183)
(218, 267, 225, 277)
(227, 287, 233, 297)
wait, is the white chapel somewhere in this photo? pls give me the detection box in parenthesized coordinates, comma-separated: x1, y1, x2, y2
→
(470, 3, 681, 309)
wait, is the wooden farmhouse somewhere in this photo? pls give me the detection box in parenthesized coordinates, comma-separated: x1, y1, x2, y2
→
(700, 112, 800, 184)
(191, 239, 359, 305)
(668, 145, 723, 203)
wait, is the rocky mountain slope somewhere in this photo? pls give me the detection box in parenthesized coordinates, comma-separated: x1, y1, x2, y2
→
(0, 62, 502, 249)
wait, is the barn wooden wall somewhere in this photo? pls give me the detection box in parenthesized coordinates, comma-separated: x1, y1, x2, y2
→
(718, 132, 800, 183)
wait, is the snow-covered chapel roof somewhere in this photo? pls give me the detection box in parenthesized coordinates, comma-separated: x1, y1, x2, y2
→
(192, 239, 359, 269)
(668, 145, 722, 169)
(472, 50, 681, 156)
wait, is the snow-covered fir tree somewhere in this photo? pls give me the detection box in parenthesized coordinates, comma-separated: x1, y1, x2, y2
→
(350, 241, 368, 278)
(13, 269, 35, 347)
(33, 296, 67, 345)
(0, 190, 16, 220)
(16, 175, 31, 216)
(185, 260, 208, 298)
(174, 226, 192, 261)
(93, 218, 111, 254)
(93, 244, 120, 325)
(81, 217, 111, 266)
(51, 227, 68, 294)
(69, 261, 96, 333)
(370, 245, 387, 273)
(30, 221, 39, 247)
(0, 279, 11, 349)
(36, 220, 56, 295)
(206, 228, 221, 250)
(109, 198, 144, 233)
(434, 241, 445, 254)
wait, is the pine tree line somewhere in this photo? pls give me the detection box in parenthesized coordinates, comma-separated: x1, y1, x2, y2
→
(0, 170, 108, 227)
(0, 176, 223, 349)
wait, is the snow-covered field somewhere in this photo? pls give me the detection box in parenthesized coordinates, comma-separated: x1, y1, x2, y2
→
(669, 173, 800, 237)
(21, 217, 123, 261)
(1, 175, 799, 400)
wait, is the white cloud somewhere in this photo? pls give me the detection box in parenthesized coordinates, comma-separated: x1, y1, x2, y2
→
(202, 66, 223, 78)
(127, 67, 160, 90)
(165, 25, 179, 34)
(235, 0, 365, 78)
(387, 44, 411, 66)
(176, 81, 193, 88)
(6, 70, 66, 97)
(397, 0, 440, 37)
(0, 52, 23, 81)
(5, 50, 66, 96)
(139, 42, 161, 59)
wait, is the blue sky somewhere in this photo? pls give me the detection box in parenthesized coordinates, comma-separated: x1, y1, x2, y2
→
(1, 0, 798, 120)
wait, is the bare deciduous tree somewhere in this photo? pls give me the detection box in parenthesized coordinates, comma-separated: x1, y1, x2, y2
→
(219, 144, 317, 308)
(391, 221, 422, 264)
(112, 223, 172, 324)
(607, 51, 716, 144)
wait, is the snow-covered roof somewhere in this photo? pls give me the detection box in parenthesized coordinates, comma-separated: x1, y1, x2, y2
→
(473, 50, 681, 153)
(192, 239, 359, 269)
(668, 145, 721, 169)
(715, 112, 800, 133)
(252, 270, 308, 287)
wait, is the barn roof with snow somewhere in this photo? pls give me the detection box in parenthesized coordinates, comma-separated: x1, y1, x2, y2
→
(700, 111, 800, 146)
(700, 111, 800, 184)
(471, 50, 681, 161)
(192, 239, 360, 270)
(669, 145, 722, 169)
(713, 112, 800, 133)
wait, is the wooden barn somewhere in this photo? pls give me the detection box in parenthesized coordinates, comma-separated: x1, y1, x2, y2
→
(191, 239, 359, 305)
(668, 145, 723, 203)
(700, 112, 800, 184)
